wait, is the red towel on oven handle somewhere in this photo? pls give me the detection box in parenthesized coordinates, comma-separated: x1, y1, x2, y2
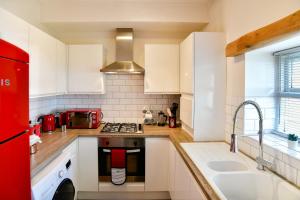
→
(111, 149, 126, 168)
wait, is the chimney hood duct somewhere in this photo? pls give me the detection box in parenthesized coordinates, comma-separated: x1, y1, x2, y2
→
(100, 28, 144, 74)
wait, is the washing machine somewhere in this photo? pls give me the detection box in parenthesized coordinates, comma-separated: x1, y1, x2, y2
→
(31, 150, 77, 200)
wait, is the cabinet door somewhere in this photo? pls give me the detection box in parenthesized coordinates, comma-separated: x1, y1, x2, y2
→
(78, 137, 98, 191)
(0, 8, 29, 52)
(180, 33, 194, 94)
(189, 173, 207, 200)
(180, 94, 194, 129)
(56, 40, 67, 95)
(68, 44, 105, 94)
(174, 151, 191, 200)
(169, 142, 176, 199)
(145, 138, 170, 191)
(29, 25, 57, 97)
(144, 44, 179, 94)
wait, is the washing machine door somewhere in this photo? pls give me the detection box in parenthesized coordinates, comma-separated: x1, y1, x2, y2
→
(52, 178, 75, 200)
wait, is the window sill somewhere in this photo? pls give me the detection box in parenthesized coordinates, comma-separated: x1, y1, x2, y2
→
(242, 133, 300, 165)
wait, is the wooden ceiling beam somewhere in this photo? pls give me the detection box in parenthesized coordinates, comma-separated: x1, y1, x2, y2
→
(226, 9, 300, 57)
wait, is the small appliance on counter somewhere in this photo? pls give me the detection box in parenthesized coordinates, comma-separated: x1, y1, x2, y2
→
(143, 107, 155, 125)
(168, 103, 178, 128)
(37, 114, 56, 133)
(157, 111, 167, 126)
(66, 108, 102, 129)
(54, 111, 66, 128)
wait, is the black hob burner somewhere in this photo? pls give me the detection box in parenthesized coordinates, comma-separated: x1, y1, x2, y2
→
(101, 123, 143, 133)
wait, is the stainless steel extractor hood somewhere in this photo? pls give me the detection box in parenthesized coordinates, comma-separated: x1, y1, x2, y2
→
(100, 28, 144, 74)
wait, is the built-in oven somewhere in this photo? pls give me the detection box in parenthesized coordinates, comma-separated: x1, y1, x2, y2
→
(98, 137, 145, 182)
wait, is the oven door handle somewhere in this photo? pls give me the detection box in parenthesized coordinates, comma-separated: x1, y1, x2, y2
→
(102, 149, 141, 153)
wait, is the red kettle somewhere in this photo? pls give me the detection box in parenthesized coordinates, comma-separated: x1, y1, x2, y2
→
(37, 114, 56, 133)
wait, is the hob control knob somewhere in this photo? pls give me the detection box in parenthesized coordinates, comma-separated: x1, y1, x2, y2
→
(134, 141, 138, 146)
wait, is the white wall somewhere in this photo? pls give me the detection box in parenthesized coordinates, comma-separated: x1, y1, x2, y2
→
(58, 32, 183, 68)
(40, 0, 209, 23)
(205, 0, 300, 185)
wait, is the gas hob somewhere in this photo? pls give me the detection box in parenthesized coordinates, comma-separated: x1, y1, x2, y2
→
(101, 123, 143, 134)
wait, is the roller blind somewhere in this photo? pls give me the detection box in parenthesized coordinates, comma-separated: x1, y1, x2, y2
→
(276, 49, 300, 137)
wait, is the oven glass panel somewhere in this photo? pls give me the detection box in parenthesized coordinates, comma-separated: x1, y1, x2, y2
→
(98, 148, 145, 182)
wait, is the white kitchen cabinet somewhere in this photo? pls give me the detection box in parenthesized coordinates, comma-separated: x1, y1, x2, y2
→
(179, 32, 226, 141)
(173, 151, 191, 200)
(180, 34, 194, 95)
(144, 44, 180, 94)
(169, 141, 176, 199)
(56, 40, 68, 95)
(172, 145, 207, 200)
(29, 25, 57, 97)
(145, 138, 170, 191)
(180, 94, 194, 129)
(189, 173, 207, 200)
(68, 44, 105, 94)
(0, 8, 29, 52)
(78, 137, 98, 192)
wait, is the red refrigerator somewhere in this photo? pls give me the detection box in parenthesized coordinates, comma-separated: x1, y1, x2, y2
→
(0, 39, 31, 200)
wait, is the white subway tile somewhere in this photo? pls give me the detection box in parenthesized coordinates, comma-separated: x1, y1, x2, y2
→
(113, 92, 126, 98)
(105, 99, 120, 105)
(106, 86, 119, 92)
(112, 105, 126, 111)
(101, 104, 113, 111)
(118, 75, 130, 80)
(113, 80, 126, 86)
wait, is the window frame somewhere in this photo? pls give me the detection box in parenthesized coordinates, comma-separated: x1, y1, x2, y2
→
(273, 46, 300, 140)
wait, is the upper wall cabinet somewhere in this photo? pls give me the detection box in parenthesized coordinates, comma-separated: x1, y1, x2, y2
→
(68, 44, 105, 94)
(29, 25, 58, 97)
(56, 41, 67, 95)
(144, 44, 180, 94)
(180, 34, 194, 95)
(0, 8, 29, 52)
(179, 32, 226, 142)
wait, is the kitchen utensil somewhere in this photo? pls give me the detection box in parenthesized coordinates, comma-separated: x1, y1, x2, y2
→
(169, 117, 177, 128)
(167, 108, 172, 117)
(37, 114, 56, 133)
(158, 111, 168, 126)
(61, 125, 67, 133)
(170, 103, 178, 117)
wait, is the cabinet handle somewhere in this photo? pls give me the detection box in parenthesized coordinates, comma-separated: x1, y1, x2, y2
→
(102, 149, 141, 153)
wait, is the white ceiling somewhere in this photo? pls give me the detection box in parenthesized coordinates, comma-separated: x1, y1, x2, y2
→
(40, 0, 210, 3)
(45, 21, 206, 33)
(0, 0, 210, 42)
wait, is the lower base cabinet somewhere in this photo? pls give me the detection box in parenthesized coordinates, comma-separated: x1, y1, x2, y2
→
(145, 138, 208, 200)
(145, 138, 170, 191)
(78, 137, 98, 192)
(170, 143, 207, 200)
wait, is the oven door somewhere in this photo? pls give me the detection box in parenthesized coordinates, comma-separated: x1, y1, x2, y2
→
(98, 147, 145, 182)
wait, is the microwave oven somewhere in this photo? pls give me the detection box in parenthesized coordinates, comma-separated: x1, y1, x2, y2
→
(66, 109, 102, 129)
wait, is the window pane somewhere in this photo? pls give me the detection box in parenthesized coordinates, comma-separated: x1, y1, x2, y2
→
(277, 50, 300, 137)
(278, 97, 300, 137)
(291, 56, 300, 89)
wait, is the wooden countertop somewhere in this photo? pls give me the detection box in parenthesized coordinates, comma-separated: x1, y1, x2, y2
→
(30, 124, 221, 200)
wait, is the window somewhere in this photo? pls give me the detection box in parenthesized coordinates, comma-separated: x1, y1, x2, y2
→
(275, 47, 300, 138)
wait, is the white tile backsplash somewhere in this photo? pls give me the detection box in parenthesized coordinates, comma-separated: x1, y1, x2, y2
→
(29, 74, 180, 123)
(225, 95, 300, 186)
